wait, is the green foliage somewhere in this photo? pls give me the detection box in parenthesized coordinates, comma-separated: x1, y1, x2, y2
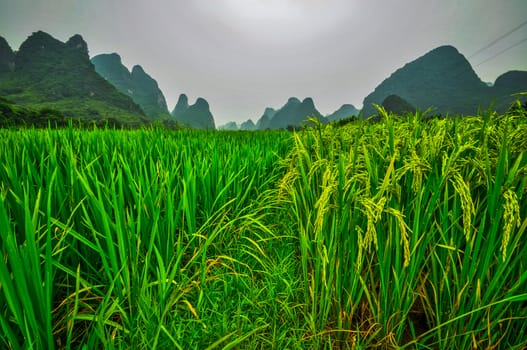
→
(0, 97, 69, 127)
(331, 115, 359, 127)
(0, 31, 147, 126)
(0, 105, 526, 348)
(278, 109, 527, 347)
(0, 128, 292, 348)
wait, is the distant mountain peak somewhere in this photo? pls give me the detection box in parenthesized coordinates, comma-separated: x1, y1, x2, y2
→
(218, 121, 238, 130)
(240, 119, 256, 130)
(429, 45, 458, 54)
(131, 65, 145, 75)
(257, 96, 324, 130)
(362, 45, 490, 116)
(326, 104, 360, 122)
(287, 97, 301, 104)
(66, 34, 88, 53)
(105, 52, 122, 61)
(0, 30, 146, 124)
(264, 107, 275, 115)
(195, 97, 209, 107)
(92, 53, 170, 118)
(255, 107, 276, 130)
(494, 70, 527, 90)
(171, 93, 190, 117)
(171, 95, 215, 129)
(0, 35, 15, 74)
(15, 31, 64, 70)
(25, 30, 59, 44)
(302, 97, 315, 107)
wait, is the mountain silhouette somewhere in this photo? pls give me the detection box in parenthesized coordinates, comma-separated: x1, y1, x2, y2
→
(326, 104, 360, 121)
(240, 119, 257, 130)
(0, 36, 15, 74)
(381, 95, 416, 115)
(92, 53, 170, 119)
(171, 93, 190, 118)
(218, 121, 238, 130)
(172, 97, 215, 129)
(258, 97, 324, 130)
(493, 71, 527, 94)
(255, 107, 276, 130)
(361, 45, 526, 116)
(0, 31, 146, 124)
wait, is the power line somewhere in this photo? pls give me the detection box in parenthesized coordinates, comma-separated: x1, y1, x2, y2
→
(474, 36, 527, 67)
(468, 19, 527, 59)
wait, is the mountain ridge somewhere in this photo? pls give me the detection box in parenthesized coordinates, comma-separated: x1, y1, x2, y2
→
(326, 104, 360, 122)
(0, 36, 15, 74)
(171, 95, 216, 129)
(255, 97, 325, 130)
(91, 53, 170, 119)
(0, 31, 147, 125)
(361, 45, 526, 116)
(2, 33, 525, 128)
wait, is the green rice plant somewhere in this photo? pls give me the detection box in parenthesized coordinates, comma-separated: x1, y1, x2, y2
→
(1, 106, 526, 348)
(0, 126, 296, 348)
(277, 121, 374, 346)
(277, 107, 527, 348)
(0, 188, 54, 349)
(416, 113, 527, 349)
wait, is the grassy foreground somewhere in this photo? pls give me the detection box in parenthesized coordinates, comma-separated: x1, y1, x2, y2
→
(0, 108, 526, 349)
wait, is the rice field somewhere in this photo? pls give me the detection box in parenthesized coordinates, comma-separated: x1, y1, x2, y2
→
(0, 106, 526, 349)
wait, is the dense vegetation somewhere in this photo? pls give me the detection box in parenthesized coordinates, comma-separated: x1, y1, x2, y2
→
(0, 104, 526, 349)
(0, 97, 181, 129)
(0, 31, 148, 125)
(0, 96, 69, 127)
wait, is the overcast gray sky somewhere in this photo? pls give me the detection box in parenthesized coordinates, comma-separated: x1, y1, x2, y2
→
(1, 0, 526, 124)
